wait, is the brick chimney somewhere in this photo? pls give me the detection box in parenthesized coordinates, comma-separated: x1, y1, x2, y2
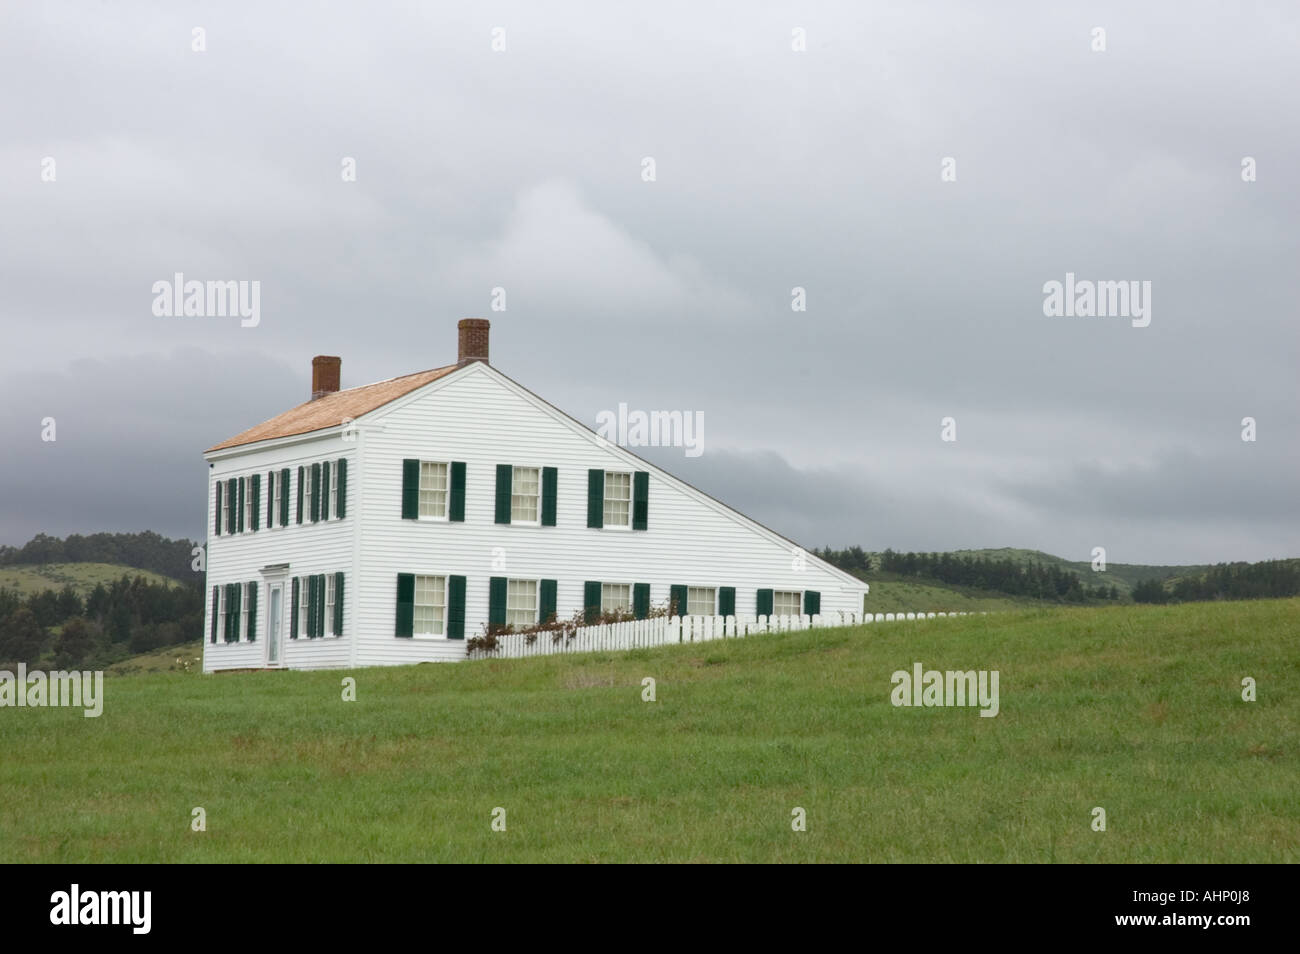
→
(457, 318, 490, 367)
(311, 355, 341, 400)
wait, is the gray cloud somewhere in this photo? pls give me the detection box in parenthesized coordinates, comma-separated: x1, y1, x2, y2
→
(1, 1, 1297, 564)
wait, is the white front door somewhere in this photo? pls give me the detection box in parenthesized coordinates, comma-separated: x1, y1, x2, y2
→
(267, 584, 283, 665)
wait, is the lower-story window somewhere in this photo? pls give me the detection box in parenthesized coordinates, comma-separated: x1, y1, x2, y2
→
(601, 583, 631, 614)
(415, 575, 446, 636)
(507, 579, 537, 627)
(325, 574, 336, 637)
(773, 590, 802, 616)
(687, 586, 716, 616)
(299, 580, 310, 637)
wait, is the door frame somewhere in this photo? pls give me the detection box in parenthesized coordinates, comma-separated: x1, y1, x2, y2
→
(261, 565, 289, 668)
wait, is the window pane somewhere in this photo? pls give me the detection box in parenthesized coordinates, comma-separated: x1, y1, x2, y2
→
(511, 466, 540, 522)
(687, 587, 716, 616)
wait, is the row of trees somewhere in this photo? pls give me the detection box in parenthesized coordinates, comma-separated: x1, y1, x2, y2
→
(0, 575, 203, 668)
(1133, 560, 1300, 604)
(816, 547, 1119, 603)
(0, 531, 200, 583)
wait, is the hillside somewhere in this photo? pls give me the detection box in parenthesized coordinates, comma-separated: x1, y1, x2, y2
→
(3, 598, 1295, 863)
(0, 562, 178, 597)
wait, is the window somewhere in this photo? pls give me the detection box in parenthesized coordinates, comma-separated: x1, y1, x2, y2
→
(507, 579, 538, 627)
(419, 462, 448, 518)
(239, 582, 249, 637)
(299, 579, 310, 637)
(687, 587, 716, 617)
(242, 478, 252, 532)
(325, 574, 336, 636)
(511, 466, 540, 523)
(218, 587, 228, 638)
(414, 575, 446, 636)
(221, 484, 231, 533)
(773, 591, 802, 617)
(603, 471, 631, 528)
(601, 583, 631, 615)
(302, 469, 314, 523)
(327, 461, 338, 518)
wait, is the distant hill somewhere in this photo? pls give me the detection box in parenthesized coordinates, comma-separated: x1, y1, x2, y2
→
(0, 562, 178, 597)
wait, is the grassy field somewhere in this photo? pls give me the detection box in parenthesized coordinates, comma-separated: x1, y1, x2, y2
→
(863, 577, 1029, 612)
(1, 598, 1296, 863)
(0, 562, 176, 596)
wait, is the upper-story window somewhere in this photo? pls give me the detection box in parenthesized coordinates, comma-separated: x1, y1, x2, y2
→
(303, 468, 315, 523)
(420, 462, 448, 518)
(242, 478, 253, 532)
(773, 591, 802, 617)
(327, 461, 339, 518)
(603, 471, 631, 528)
(221, 482, 232, 533)
(511, 467, 540, 523)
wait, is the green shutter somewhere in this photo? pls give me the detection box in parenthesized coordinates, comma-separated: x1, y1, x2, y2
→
(315, 574, 327, 638)
(310, 463, 322, 522)
(541, 467, 557, 526)
(670, 584, 688, 618)
(306, 576, 316, 639)
(633, 582, 650, 620)
(334, 572, 345, 636)
(214, 482, 222, 536)
(336, 459, 347, 519)
(250, 474, 261, 531)
(632, 471, 649, 530)
(280, 469, 290, 527)
(227, 479, 237, 534)
(804, 590, 821, 616)
(495, 464, 512, 524)
(489, 576, 508, 628)
(290, 578, 299, 639)
(266, 471, 274, 527)
(756, 588, 774, 617)
(210, 586, 219, 642)
(583, 581, 602, 623)
(719, 586, 736, 618)
(539, 579, 557, 623)
(447, 575, 466, 639)
(401, 459, 419, 519)
(246, 581, 258, 641)
(586, 469, 604, 528)
(449, 461, 466, 522)
(237, 478, 245, 533)
(296, 467, 304, 524)
(320, 461, 331, 521)
(395, 573, 415, 637)
(229, 583, 242, 642)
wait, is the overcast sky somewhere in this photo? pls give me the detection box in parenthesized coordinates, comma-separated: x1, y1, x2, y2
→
(1, 1, 1296, 564)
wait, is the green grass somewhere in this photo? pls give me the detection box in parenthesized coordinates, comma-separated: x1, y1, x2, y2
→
(1, 599, 1296, 863)
(0, 562, 176, 597)
(864, 578, 1029, 612)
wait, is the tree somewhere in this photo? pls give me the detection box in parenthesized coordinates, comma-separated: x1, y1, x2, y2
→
(53, 617, 96, 668)
(0, 608, 49, 665)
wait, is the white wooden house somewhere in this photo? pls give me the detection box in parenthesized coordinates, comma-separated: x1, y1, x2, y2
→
(202, 319, 868, 671)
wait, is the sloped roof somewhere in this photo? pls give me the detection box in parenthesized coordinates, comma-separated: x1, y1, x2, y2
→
(205, 365, 459, 453)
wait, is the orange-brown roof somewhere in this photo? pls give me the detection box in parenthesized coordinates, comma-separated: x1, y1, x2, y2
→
(206, 365, 459, 453)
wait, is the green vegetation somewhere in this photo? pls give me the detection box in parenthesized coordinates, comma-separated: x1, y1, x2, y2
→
(0, 562, 177, 597)
(2, 598, 1295, 863)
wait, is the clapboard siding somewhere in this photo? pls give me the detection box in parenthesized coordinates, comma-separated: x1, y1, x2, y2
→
(203, 436, 356, 672)
(351, 363, 865, 666)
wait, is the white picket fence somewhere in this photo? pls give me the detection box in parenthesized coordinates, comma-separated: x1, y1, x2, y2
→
(467, 610, 981, 660)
